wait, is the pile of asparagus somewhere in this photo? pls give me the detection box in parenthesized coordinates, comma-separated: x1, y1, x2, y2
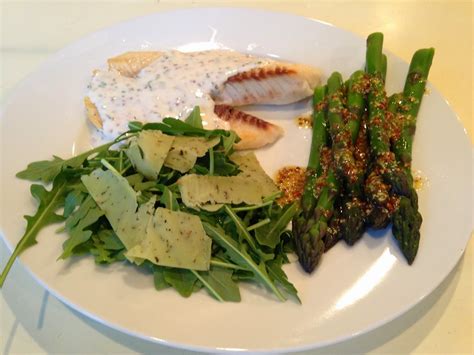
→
(293, 32, 434, 273)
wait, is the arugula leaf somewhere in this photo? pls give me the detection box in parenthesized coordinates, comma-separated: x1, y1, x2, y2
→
(267, 256, 300, 303)
(0, 173, 69, 286)
(184, 106, 204, 129)
(126, 173, 145, 187)
(128, 121, 144, 131)
(160, 186, 180, 211)
(221, 130, 240, 155)
(63, 189, 85, 218)
(275, 230, 295, 264)
(223, 205, 273, 262)
(210, 258, 248, 271)
(16, 140, 123, 183)
(213, 152, 239, 176)
(255, 203, 298, 248)
(142, 117, 230, 139)
(15, 156, 64, 183)
(162, 117, 208, 135)
(202, 222, 285, 301)
(157, 168, 180, 186)
(195, 152, 238, 177)
(59, 196, 105, 259)
(97, 229, 124, 251)
(189, 164, 209, 175)
(133, 180, 157, 192)
(84, 228, 125, 264)
(90, 235, 114, 264)
(192, 267, 241, 302)
(153, 266, 170, 291)
(163, 268, 198, 297)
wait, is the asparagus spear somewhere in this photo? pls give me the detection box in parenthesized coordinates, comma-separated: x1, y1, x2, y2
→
(365, 93, 402, 229)
(365, 33, 391, 158)
(327, 72, 362, 186)
(294, 75, 344, 273)
(394, 48, 435, 167)
(293, 85, 330, 272)
(298, 166, 338, 272)
(339, 115, 370, 245)
(392, 196, 422, 264)
(391, 48, 433, 264)
(300, 86, 328, 218)
(326, 73, 370, 248)
(381, 54, 388, 82)
(364, 32, 411, 228)
(346, 71, 368, 144)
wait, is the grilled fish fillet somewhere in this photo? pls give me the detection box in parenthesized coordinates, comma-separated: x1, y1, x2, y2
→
(214, 64, 320, 106)
(86, 51, 320, 149)
(107, 51, 163, 77)
(214, 105, 284, 150)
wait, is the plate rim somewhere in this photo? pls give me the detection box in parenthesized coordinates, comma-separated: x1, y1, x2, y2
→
(1, 7, 473, 354)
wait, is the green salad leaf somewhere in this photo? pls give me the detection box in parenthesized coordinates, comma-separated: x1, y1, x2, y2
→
(160, 186, 180, 211)
(192, 266, 241, 302)
(60, 196, 105, 259)
(16, 138, 129, 183)
(0, 173, 70, 286)
(163, 268, 198, 297)
(184, 106, 204, 129)
(255, 203, 298, 248)
(202, 222, 286, 301)
(2, 110, 299, 303)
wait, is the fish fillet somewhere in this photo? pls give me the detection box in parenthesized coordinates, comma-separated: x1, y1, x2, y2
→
(213, 64, 320, 106)
(84, 96, 102, 129)
(214, 105, 283, 150)
(107, 51, 163, 77)
(86, 50, 320, 149)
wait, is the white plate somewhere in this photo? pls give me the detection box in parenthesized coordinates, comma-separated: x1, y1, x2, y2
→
(0, 8, 472, 353)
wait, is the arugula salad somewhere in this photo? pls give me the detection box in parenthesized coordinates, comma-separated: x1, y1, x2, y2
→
(0, 108, 299, 302)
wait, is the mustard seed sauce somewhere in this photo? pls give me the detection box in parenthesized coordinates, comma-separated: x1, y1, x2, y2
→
(413, 170, 427, 190)
(295, 115, 312, 129)
(275, 166, 306, 206)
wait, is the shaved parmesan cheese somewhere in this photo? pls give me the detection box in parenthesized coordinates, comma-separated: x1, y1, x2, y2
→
(126, 130, 174, 180)
(164, 136, 220, 173)
(126, 208, 211, 270)
(81, 168, 157, 250)
(81, 168, 137, 233)
(178, 175, 264, 209)
(230, 152, 280, 197)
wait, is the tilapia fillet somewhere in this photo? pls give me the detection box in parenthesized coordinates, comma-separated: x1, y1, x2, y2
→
(86, 50, 320, 149)
(214, 105, 283, 150)
(214, 64, 320, 106)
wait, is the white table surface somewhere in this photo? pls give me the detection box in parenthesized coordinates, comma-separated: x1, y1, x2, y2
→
(1, 1, 472, 354)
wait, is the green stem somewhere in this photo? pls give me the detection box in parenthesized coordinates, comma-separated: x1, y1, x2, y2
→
(232, 200, 273, 212)
(209, 147, 214, 176)
(210, 259, 248, 271)
(246, 218, 271, 231)
(203, 222, 286, 301)
(190, 270, 224, 302)
(223, 205, 259, 253)
(262, 191, 282, 202)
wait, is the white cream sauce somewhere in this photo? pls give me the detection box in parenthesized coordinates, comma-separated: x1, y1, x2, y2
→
(87, 50, 275, 139)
